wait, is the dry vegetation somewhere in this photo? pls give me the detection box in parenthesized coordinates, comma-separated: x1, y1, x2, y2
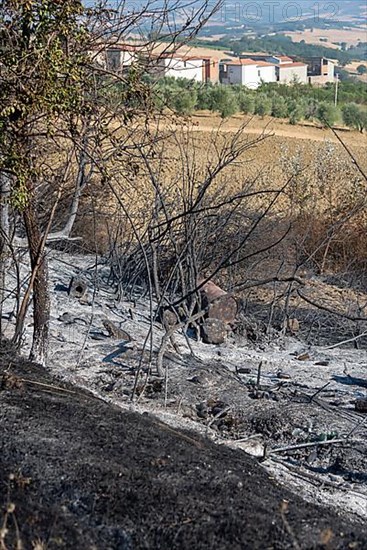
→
(65, 113, 367, 356)
(76, 115, 367, 285)
(285, 26, 367, 48)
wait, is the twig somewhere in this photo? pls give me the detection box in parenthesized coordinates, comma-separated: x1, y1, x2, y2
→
(21, 378, 76, 394)
(256, 361, 262, 388)
(206, 405, 231, 432)
(297, 290, 367, 322)
(325, 124, 367, 182)
(151, 417, 204, 449)
(309, 381, 331, 402)
(324, 331, 367, 349)
(269, 437, 360, 455)
(346, 415, 367, 438)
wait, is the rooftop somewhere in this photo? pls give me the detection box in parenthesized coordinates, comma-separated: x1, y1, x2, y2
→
(276, 55, 293, 62)
(256, 61, 276, 67)
(225, 58, 258, 66)
(278, 62, 308, 68)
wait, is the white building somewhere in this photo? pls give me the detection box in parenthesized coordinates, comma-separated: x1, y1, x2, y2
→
(154, 56, 204, 82)
(220, 59, 261, 89)
(256, 61, 277, 84)
(276, 62, 308, 84)
(90, 44, 137, 73)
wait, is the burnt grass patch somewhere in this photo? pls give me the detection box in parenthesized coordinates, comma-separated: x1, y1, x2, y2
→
(1, 356, 366, 549)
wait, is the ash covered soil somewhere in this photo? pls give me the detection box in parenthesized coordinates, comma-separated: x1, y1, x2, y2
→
(1, 251, 367, 548)
(1, 357, 367, 550)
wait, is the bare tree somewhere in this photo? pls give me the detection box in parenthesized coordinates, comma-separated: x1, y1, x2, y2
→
(0, 0, 219, 364)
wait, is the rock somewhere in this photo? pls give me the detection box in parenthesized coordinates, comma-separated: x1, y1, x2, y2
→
(228, 437, 265, 458)
(187, 375, 202, 384)
(196, 402, 208, 419)
(161, 308, 179, 328)
(355, 398, 367, 413)
(58, 312, 74, 324)
(206, 295, 238, 325)
(201, 318, 227, 345)
(199, 278, 238, 324)
(286, 317, 300, 334)
(68, 277, 87, 300)
(276, 370, 291, 379)
(296, 353, 310, 361)
(102, 320, 132, 341)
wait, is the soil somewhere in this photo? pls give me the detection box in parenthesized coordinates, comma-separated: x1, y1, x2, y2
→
(188, 113, 367, 148)
(1, 354, 367, 550)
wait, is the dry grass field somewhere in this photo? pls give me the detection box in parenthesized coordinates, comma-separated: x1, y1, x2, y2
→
(285, 26, 367, 48)
(76, 112, 367, 282)
(146, 113, 367, 190)
(345, 61, 367, 82)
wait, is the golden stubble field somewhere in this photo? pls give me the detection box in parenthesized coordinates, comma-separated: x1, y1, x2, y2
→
(129, 112, 367, 211)
(285, 25, 367, 48)
(76, 112, 367, 271)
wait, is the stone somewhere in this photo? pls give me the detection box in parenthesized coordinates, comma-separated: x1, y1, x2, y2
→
(237, 367, 252, 374)
(206, 295, 238, 325)
(58, 312, 74, 324)
(355, 398, 367, 413)
(161, 308, 179, 328)
(68, 277, 87, 300)
(296, 353, 310, 361)
(276, 370, 291, 379)
(102, 320, 132, 341)
(199, 278, 238, 325)
(286, 317, 300, 334)
(227, 437, 265, 458)
(201, 318, 227, 345)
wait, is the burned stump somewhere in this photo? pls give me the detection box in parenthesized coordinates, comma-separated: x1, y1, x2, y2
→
(68, 277, 87, 300)
(355, 398, 367, 413)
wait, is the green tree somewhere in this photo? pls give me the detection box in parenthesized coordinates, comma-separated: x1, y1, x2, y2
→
(304, 98, 319, 120)
(254, 93, 271, 118)
(287, 99, 305, 125)
(211, 86, 238, 118)
(0, 0, 88, 363)
(238, 92, 255, 114)
(0, 0, 209, 364)
(197, 85, 214, 110)
(173, 89, 197, 115)
(357, 64, 367, 75)
(342, 103, 367, 132)
(316, 102, 339, 127)
(271, 95, 288, 118)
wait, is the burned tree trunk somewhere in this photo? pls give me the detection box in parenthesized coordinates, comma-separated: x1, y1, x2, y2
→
(22, 202, 50, 365)
(0, 173, 10, 341)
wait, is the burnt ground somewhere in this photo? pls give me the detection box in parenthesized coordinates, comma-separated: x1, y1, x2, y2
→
(1, 355, 367, 550)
